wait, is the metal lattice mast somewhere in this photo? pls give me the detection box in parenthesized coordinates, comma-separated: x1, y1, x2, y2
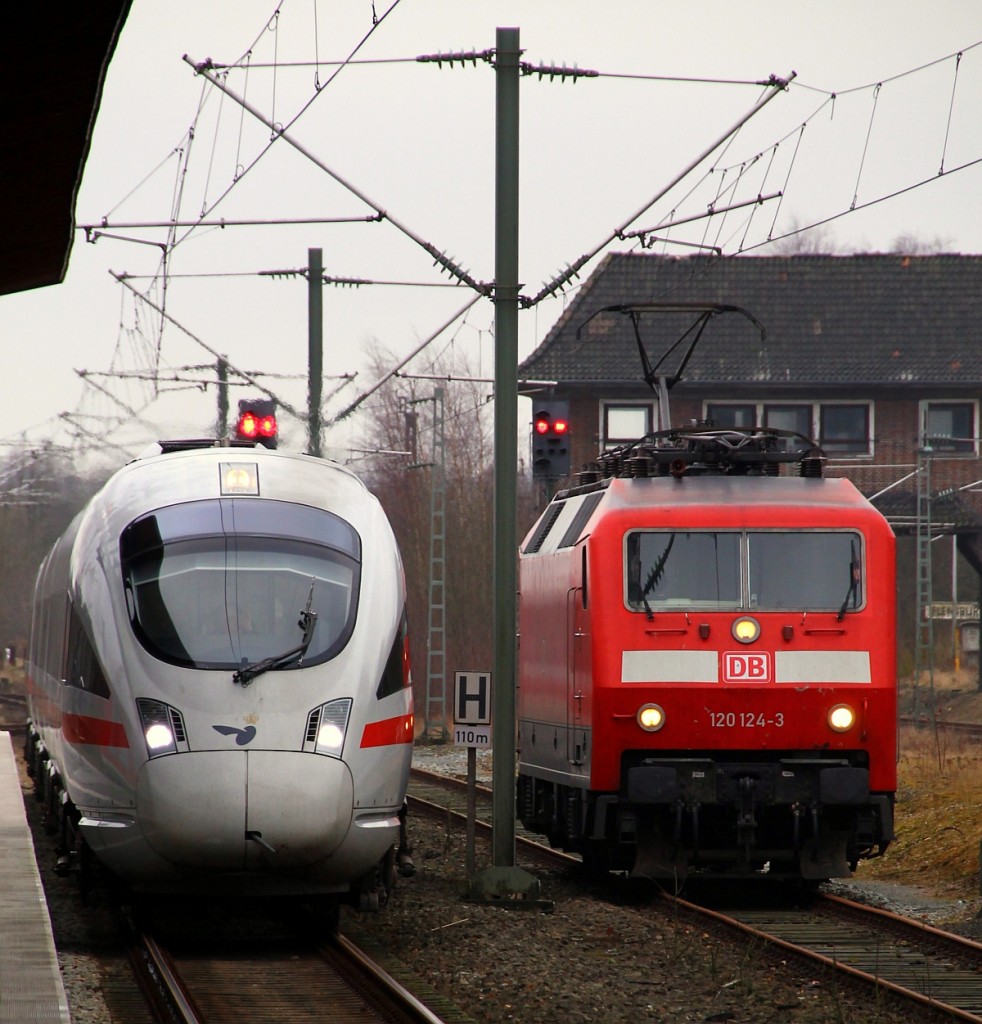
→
(425, 388, 448, 740)
(914, 446, 934, 711)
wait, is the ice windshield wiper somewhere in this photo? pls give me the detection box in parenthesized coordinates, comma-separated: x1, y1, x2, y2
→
(233, 580, 318, 686)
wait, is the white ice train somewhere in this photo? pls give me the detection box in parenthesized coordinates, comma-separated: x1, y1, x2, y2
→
(25, 439, 413, 915)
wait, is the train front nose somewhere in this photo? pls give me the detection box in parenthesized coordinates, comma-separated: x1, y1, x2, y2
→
(136, 751, 354, 869)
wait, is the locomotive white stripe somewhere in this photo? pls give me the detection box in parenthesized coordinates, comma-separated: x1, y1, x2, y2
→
(621, 649, 872, 683)
(621, 650, 718, 683)
(775, 650, 871, 683)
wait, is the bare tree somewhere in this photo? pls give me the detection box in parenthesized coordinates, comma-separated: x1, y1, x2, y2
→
(767, 216, 839, 254)
(888, 233, 955, 254)
(0, 450, 107, 654)
(352, 344, 496, 729)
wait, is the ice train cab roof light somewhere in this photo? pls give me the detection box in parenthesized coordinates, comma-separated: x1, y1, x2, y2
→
(220, 462, 260, 496)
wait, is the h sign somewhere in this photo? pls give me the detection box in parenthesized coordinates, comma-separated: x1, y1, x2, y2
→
(454, 671, 492, 725)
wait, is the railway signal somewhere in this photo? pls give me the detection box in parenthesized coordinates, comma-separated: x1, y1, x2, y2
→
(235, 398, 278, 449)
(531, 401, 570, 480)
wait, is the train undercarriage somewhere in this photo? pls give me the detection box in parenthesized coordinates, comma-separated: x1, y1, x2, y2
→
(517, 752, 894, 882)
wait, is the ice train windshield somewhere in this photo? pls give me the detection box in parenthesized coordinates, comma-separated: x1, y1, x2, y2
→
(120, 499, 361, 670)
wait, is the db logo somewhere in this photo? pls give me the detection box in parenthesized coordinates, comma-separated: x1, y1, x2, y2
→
(722, 651, 772, 683)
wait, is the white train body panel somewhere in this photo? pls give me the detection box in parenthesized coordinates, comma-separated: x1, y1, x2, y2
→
(27, 444, 413, 895)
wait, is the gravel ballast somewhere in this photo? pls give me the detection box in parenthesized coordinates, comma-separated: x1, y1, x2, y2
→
(16, 740, 981, 1024)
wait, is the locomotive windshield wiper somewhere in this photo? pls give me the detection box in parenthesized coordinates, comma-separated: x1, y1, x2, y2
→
(639, 534, 675, 620)
(836, 541, 861, 621)
(233, 580, 318, 686)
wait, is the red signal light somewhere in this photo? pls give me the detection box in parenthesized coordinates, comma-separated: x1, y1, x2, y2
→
(234, 398, 278, 448)
(531, 401, 571, 480)
(237, 411, 260, 439)
(237, 412, 277, 439)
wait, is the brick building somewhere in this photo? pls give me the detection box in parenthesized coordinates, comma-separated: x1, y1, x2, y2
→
(519, 252, 982, 668)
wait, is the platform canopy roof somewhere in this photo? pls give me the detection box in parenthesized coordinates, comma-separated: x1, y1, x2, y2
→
(1, 3, 132, 296)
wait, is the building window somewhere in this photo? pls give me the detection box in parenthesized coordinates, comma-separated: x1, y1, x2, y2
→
(922, 401, 976, 453)
(763, 404, 812, 439)
(702, 401, 873, 456)
(706, 403, 755, 428)
(820, 404, 870, 454)
(602, 403, 652, 445)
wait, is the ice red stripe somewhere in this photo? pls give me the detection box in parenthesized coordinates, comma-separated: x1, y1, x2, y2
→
(63, 713, 129, 748)
(360, 713, 414, 747)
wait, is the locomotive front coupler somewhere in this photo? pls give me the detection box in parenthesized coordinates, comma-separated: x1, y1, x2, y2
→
(735, 775, 760, 870)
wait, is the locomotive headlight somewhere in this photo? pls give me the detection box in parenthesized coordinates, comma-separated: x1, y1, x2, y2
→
(637, 703, 666, 732)
(828, 703, 856, 732)
(311, 698, 352, 758)
(732, 616, 761, 644)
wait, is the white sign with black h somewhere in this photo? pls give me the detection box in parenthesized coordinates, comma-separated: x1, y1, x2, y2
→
(453, 670, 492, 748)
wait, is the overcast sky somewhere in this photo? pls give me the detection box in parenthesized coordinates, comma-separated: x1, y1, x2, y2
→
(4, 2, 981, 465)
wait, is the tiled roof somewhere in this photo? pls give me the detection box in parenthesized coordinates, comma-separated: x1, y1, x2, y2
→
(871, 488, 982, 535)
(520, 253, 982, 389)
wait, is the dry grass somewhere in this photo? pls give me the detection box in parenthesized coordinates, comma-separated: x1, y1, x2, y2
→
(858, 669, 982, 901)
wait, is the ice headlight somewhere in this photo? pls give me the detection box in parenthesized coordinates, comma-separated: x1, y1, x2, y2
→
(136, 698, 186, 758)
(308, 698, 352, 757)
(732, 616, 761, 644)
(637, 703, 666, 732)
(828, 703, 856, 732)
(145, 723, 174, 751)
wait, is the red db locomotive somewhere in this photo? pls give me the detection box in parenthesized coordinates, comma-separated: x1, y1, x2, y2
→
(517, 428, 896, 883)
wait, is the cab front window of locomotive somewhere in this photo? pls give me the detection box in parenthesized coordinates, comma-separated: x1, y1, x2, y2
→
(747, 531, 863, 612)
(626, 531, 740, 611)
(120, 500, 361, 671)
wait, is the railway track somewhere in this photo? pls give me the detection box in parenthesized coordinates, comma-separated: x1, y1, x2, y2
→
(684, 892, 982, 1021)
(127, 910, 453, 1024)
(900, 716, 982, 741)
(409, 766, 490, 815)
(410, 763, 982, 1022)
(409, 766, 555, 859)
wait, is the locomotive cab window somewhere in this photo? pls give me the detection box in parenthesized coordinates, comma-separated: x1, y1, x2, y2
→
(626, 532, 741, 610)
(120, 498, 361, 671)
(626, 529, 864, 614)
(747, 531, 863, 612)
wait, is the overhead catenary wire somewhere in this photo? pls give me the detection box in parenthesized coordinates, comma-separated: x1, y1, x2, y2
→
(939, 51, 963, 175)
(184, 55, 489, 295)
(326, 293, 484, 426)
(160, 0, 404, 260)
(525, 73, 795, 307)
(111, 271, 305, 419)
(19, 21, 982, 468)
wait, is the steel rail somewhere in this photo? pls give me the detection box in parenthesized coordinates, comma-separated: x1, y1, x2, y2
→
(670, 891, 982, 1022)
(131, 931, 202, 1024)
